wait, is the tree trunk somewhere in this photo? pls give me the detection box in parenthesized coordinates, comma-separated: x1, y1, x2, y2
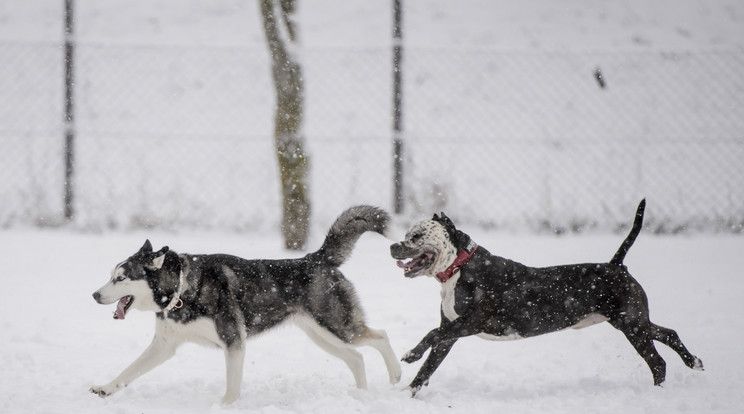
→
(260, 0, 310, 250)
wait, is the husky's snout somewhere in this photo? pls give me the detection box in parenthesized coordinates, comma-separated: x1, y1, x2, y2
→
(92, 291, 102, 303)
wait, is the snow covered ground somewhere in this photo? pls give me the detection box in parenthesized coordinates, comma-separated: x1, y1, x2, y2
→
(1, 1, 742, 412)
(0, 228, 741, 413)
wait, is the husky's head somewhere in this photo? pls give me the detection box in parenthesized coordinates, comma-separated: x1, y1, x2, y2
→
(390, 212, 471, 278)
(92, 240, 178, 320)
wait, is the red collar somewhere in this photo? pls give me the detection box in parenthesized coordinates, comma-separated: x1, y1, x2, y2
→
(436, 240, 478, 283)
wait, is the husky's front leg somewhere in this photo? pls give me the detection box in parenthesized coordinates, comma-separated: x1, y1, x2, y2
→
(221, 345, 245, 404)
(90, 334, 179, 398)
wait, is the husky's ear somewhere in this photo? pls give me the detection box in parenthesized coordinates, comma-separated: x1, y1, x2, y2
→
(149, 246, 170, 270)
(140, 239, 153, 254)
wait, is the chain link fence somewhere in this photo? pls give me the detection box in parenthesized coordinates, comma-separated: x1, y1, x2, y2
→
(1, 41, 742, 233)
(403, 49, 744, 233)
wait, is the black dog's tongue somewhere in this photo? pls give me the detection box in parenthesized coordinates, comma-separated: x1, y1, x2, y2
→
(397, 253, 432, 271)
(114, 297, 128, 320)
(397, 259, 416, 270)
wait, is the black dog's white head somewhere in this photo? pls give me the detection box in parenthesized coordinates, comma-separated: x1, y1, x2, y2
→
(92, 240, 180, 320)
(390, 213, 472, 278)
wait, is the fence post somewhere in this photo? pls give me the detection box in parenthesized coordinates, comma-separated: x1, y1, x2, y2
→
(392, 0, 404, 214)
(63, 0, 75, 221)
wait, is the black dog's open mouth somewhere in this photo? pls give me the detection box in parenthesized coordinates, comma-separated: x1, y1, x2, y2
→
(396, 251, 436, 276)
(113, 296, 133, 320)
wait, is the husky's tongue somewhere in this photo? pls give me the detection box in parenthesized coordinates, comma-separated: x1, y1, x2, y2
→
(115, 297, 128, 320)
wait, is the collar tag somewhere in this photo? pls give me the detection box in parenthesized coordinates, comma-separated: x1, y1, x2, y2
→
(162, 270, 185, 317)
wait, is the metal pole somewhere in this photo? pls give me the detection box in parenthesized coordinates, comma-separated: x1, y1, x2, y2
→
(392, 0, 404, 214)
(64, 0, 75, 221)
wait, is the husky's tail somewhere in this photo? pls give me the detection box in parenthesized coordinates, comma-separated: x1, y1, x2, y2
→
(314, 205, 392, 267)
(610, 199, 646, 266)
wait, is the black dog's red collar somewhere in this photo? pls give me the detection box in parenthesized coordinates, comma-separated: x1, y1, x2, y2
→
(436, 240, 478, 283)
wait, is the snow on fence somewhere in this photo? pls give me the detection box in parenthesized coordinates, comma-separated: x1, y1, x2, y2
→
(0, 42, 742, 233)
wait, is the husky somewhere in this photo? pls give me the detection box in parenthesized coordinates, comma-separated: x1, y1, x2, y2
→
(390, 200, 703, 396)
(90, 206, 402, 404)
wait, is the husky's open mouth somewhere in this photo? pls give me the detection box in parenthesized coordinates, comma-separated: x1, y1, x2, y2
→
(396, 251, 436, 277)
(113, 296, 134, 320)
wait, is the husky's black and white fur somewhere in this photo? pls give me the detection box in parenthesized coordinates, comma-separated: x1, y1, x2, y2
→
(390, 200, 703, 396)
(91, 206, 402, 404)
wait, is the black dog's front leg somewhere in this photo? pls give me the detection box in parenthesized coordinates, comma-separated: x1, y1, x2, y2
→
(409, 338, 457, 396)
(405, 314, 485, 395)
(402, 328, 438, 363)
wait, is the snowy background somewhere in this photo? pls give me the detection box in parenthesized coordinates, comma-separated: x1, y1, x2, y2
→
(1, 0, 743, 413)
(0, 0, 743, 231)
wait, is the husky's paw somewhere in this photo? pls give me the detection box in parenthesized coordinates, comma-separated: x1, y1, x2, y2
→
(221, 392, 240, 405)
(389, 364, 403, 384)
(401, 350, 423, 364)
(89, 385, 116, 398)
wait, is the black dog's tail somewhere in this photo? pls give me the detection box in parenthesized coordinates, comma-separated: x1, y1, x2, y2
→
(610, 199, 646, 266)
(314, 205, 392, 267)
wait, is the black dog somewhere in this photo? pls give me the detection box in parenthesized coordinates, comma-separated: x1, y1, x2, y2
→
(390, 200, 703, 395)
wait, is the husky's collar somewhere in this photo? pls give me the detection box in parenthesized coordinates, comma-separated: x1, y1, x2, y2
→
(436, 239, 478, 283)
(161, 270, 185, 317)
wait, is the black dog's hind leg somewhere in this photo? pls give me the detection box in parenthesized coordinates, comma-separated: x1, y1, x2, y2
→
(649, 323, 704, 371)
(611, 319, 667, 385)
(408, 338, 458, 396)
(627, 331, 667, 385)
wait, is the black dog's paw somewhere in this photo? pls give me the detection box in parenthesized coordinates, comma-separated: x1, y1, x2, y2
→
(402, 349, 424, 363)
(409, 385, 422, 398)
(692, 356, 704, 371)
(408, 379, 429, 397)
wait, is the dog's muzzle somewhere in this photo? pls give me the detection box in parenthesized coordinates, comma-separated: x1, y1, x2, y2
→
(389, 243, 406, 259)
(390, 243, 436, 277)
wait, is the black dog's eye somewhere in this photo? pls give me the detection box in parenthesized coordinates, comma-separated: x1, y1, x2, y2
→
(411, 233, 422, 242)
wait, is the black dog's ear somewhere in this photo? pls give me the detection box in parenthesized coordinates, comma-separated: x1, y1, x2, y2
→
(433, 212, 472, 250)
(432, 211, 457, 240)
(439, 212, 451, 224)
(434, 212, 456, 231)
(140, 239, 153, 254)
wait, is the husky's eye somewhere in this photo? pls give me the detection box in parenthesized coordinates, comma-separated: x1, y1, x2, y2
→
(116, 275, 126, 282)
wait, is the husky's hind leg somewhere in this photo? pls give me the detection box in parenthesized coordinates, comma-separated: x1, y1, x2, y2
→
(353, 327, 402, 384)
(296, 316, 368, 389)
